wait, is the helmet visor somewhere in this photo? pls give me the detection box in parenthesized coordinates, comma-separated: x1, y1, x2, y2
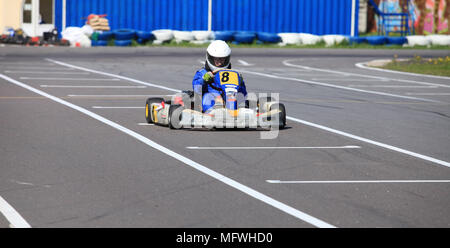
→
(207, 54, 230, 68)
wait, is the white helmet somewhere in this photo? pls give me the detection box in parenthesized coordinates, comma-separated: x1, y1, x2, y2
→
(206, 40, 231, 71)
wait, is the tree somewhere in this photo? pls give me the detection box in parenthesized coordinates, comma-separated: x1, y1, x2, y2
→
(445, 0, 450, 34)
(415, 0, 426, 34)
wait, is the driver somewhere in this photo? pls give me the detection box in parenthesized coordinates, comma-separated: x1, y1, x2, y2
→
(192, 40, 247, 112)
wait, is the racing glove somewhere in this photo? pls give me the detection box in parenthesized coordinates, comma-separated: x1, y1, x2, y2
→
(203, 71, 214, 84)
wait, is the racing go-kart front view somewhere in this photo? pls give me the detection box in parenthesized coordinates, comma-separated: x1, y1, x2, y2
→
(144, 69, 286, 130)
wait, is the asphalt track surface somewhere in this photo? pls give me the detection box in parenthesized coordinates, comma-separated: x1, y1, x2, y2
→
(0, 47, 449, 228)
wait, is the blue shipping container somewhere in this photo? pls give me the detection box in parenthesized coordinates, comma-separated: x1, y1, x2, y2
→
(55, 0, 358, 36)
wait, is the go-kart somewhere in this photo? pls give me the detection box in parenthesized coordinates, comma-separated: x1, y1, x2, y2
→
(145, 69, 286, 130)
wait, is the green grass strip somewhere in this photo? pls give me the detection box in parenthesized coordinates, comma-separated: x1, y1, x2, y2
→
(381, 55, 450, 77)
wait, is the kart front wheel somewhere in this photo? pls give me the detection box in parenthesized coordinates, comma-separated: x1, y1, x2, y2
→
(145, 97, 164, 124)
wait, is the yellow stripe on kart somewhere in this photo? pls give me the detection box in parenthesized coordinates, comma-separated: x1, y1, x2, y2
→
(152, 105, 158, 123)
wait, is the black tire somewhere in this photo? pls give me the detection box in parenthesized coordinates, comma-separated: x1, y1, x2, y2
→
(269, 103, 286, 129)
(145, 97, 164, 124)
(168, 104, 184, 129)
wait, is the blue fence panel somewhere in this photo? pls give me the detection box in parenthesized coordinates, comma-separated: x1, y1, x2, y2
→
(56, 0, 209, 33)
(55, 0, 358, 36)
(213, 0, 357, 35)
(54, 0, 62, 37)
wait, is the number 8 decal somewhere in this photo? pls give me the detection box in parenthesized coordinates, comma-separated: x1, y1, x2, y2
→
(221, 72, 229, 82)
(219, 70, 239, 85)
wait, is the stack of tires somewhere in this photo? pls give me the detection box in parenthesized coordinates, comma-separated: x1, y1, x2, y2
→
(173, 31, 195, 43)
(348, 36, 366, 45)
(365, 36, 386, 45)
(214, 31, 234, 42)
(322, 35, 348, 46)
(151, 29, 174, 44)
(136, 30, 154, 44)
(348, 36, 407, 46)
(299, 33, 322, 45)
(91, 31, 113, 46)
(113, 29, 136, 46)
(426, 35, 450, 46)
(233, 32, 255, 44)
(256, 32, 281, 44)
(406, 35, 450, 46)
(191, 31, 214, 44)
(278, 33, 301, 45)
(386, 36, 407, 45)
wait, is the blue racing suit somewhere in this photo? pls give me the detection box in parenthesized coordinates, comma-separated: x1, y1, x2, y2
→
(192, 66, 247, 112)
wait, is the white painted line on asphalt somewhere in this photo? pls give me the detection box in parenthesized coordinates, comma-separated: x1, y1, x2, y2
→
(11, 180, 34, 186)
(405, 93, 450, 96)
(0, 62, 52, 65)
(138, 123, 154, 126)
(347, 85, 438, 88)
(286, 116, 450, 169)
(5, 71, 89, 75)
(311, 78, 388, 82)
(283, 59, 450, 88)
(20, 77, 120, 81)
(0, 195, 31, 228)
(356, 61, 450, 80)
(238, 60, 253, 66)
(46, 58, 181, 93)
(239, 69, 440, 103)
(0, 73, 335, 228)
(92, 106, 144, 109)
(3, 66, 75, 70)
(41, 85, 146, 88)
(45, 59, 450, 168)
(273, 72, 314, 76)
(186, 146, 361, 150)
(266, 179, 450, 184)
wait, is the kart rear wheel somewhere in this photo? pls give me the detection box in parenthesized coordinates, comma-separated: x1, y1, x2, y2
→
(145, 97, 164, 123)
(269, 103, 286, 129)
(168, 104, 184, 129)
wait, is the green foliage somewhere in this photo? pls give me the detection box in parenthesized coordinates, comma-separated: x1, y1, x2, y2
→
(382, 55, 450, 76)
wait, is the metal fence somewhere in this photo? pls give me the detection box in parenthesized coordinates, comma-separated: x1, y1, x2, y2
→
(55, 0, 358, 35)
